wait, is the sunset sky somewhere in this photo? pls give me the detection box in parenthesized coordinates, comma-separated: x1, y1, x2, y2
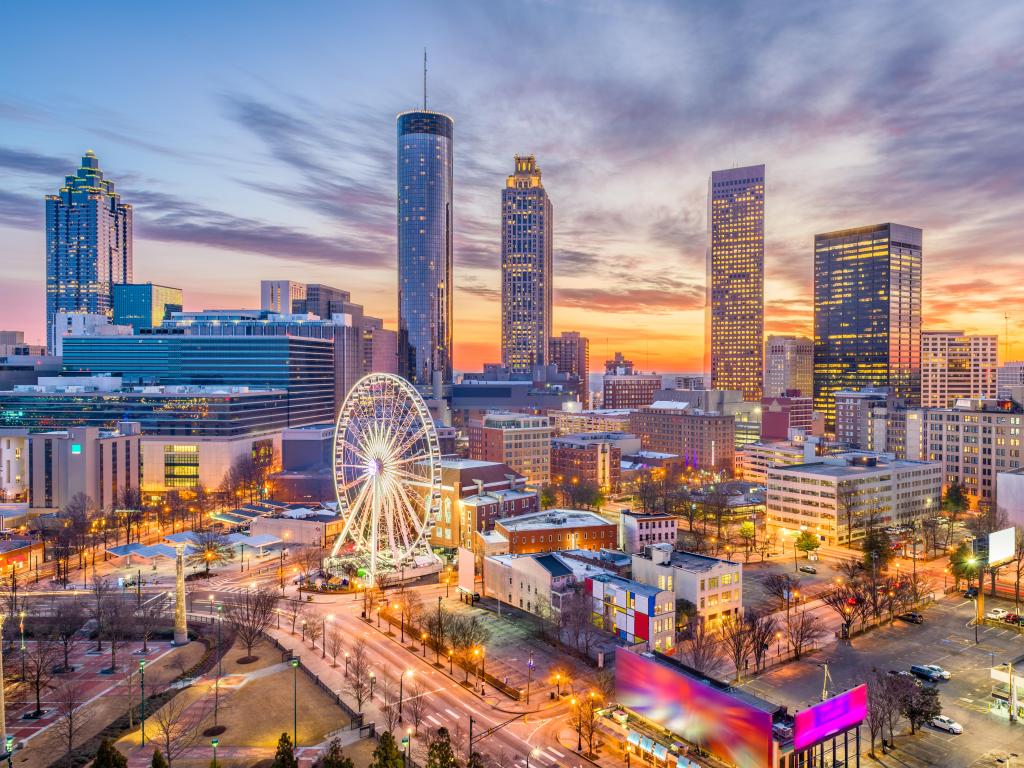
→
(2, 1, 1022, 373)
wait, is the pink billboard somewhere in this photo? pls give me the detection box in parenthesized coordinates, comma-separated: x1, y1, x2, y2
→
(615, 649, 773, 768)
(793, 684, 868, 750)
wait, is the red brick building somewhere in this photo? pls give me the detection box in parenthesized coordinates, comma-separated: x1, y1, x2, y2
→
(494, 509, 617, 554)
(760, 391, 814, 440)
(550, 432, 640, 493)
(629, 401, 735, 475)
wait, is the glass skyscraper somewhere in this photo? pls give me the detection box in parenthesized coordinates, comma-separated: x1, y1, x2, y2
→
(45, 151, 132, 350)
(397, 111, 453, 387)
(813, 223, 922, 427)
(501, 156, 553, 374)
(112, 283, 183, 331)
(706, 165, 764, 401)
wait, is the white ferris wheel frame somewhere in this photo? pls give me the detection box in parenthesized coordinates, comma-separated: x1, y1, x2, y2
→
(330, 373, 441, 584)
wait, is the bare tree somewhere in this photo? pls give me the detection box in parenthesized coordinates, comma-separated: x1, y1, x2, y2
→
(151, 692, 203, 767)
(569, 691, 601, 755)
(866, 670, 888, 756)
(345, 638, 371, 713)
(407, 677, 428, 736)
(785, 609, 827, 659)
(224, 587, 278, 660)
(326, 625, 345, 667)
(719, 614, 753, 681)
(24, 635, 62, 716)
(283, 599, 307, 635)
(297, 546, 325, 584)
(381, 678, 401, 732)
(136, 599, 166, 654)
(102, 598, 131, 673)
(762, 573, 800, 612)
(90, 576, 113, 651)
(53, 600, 85, 671)
(52, 678, 90, 766)
(676, 620, 724, 677)
(746, 612, 778, 672)
(306, 616, 323, 651)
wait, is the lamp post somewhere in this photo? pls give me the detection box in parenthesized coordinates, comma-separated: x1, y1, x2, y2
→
(321, 616, 326, 658)
(211, 738, 219, 767)
(421, 632, 428, 658)
(399, 669, 410, 722)
(526, 655, 534, 704)
(571, 697, 582, 751)
(301, 619, 307, 643)
(139, 660, 147, 745)
(290, 658, 299, 747)
(344, 651, 350, 676)
(18, 612, 25, 683)
(448, 652, 453, 675)
(436, 596, 442, 664)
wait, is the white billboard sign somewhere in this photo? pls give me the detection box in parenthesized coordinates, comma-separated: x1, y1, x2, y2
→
(988, 526, 1017, 567)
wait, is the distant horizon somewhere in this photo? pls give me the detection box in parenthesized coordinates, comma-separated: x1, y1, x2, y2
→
(2, 1, 1022, 369)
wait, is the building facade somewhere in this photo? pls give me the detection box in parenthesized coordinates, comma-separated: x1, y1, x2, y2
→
(926, 398, 1023, 507)
(501, 156, 553, 374)
(706, 165, 765, 401)
(760, 392, 813, 441)
(549, 332, 590, 407)
(620, 511, 679, 554)
(548, 408, 633, 436)
(834, 388, 894, 449)
(603, 354, 661, 409)
(494, 509, 618, 554)
(45, 151, 132, 351)
(112, 283, 183, 331)
(586, 574, 675, 652)
(921, 331, 997, 408)
(765, 455, 942, 547)
(397, 110, 454, 386)
(814, 223, 922, 427)
(467, 411, 551, 486)
(997, 363, 1024, 398)
(631, 544, 743, 625)
(764, 335, 813, 398)
(629, 402, 735, 475)
(551, 432, 639, 493)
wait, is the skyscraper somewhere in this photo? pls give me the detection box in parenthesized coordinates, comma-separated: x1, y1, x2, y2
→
(706, 165, 764, 401)
(813, 223, 922, 427)
(921, 330, 997, 407)
(764, 335, 813, 397)
(45, 151, 132, 351)
(501, 156, 553, 374)
(397, 110, 454, 387)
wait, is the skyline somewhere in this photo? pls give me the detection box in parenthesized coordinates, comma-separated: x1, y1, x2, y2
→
(2, 2, 1024, 371)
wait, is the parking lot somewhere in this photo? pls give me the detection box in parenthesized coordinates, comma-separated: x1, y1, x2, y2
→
(742, 556, 844, 611)
(738, 592, 1024, 767)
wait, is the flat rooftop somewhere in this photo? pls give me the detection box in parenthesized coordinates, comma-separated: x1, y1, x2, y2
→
(497, 509, 612, 531)
(590, 573, 666, 597)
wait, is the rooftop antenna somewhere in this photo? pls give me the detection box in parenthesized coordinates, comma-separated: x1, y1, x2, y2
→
(1005, 312, 1010, 362)
(423, 48, 428, 111)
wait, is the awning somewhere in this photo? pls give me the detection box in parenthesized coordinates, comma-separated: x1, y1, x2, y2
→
(627, 732, 641, 747)
(640, 736, 654, 752)
(652, 744, 668, 760)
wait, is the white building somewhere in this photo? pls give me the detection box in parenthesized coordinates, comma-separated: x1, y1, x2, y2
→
(49, 312, 132, 356)
(766, 454, 942, 547)
(921, 331, 997, 408)
(481, 551, 610, 616)
(630, 543, 742, 625)
(996, 469, 1024, 531)
(736, 435, 823, 483)
(997, 362, 1024, 398)
(620, 511, 679, 554)
(764, 335, 813, 398)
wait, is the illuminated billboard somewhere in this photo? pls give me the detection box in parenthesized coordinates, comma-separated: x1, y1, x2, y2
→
(793, 685, 867, 750)
(615, 649, 773, 768)
(988, 527, 1017, 567)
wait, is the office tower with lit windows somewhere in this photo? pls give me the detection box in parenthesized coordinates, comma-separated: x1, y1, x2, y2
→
(502, 156, 553, 375)
(813, 223, 922, 428)
(45, 151, 132, 351)
(112, 283, 183, 331)
(764, 335, 813, 398)
(397, 110, 454, 387)
(921, 330, 997, 407)
(706, 165, 764, 401)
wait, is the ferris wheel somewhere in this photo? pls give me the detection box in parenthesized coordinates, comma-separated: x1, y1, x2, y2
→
(330, 373, 442, 584)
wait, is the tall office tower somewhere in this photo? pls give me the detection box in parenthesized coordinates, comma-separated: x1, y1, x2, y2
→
(550, 331, 590, 406)
(813, 223, 922, 428)
(45, 151, 132, 351)
(112, 283, 183, 331)
(764, 335, 813, 398)
(397, 109, 454, 387)
(706, 165, 765, 401)
(260, 281, 350, 319)
(921, 331, 997, 407)
(501, 156, 553, 374)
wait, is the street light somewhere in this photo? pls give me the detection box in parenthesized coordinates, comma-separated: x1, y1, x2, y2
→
(527, 747, 539, 768)
(399, 669, 411, 722)
(139, 660, 147, 745)
(211, 738, 219, 767)
(421, 632, 428, 658)
(571, 697, 582, 751)
(344, 651, 350, 676)
(290, 658, 300, 747)
(526, 655, 535, 704)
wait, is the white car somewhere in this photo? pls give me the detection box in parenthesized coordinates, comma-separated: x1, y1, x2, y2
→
(986, 608, 1009, 620)
(930, 715, 963, 734)
(922, 664, 951, 680)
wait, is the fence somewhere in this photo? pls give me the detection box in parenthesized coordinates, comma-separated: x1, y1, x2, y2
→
(266, 634, 371, 734)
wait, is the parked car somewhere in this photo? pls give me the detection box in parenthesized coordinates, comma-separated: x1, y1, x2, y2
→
(799, 565, 817, 575)
(897, 612, 924, 624)
(910, 664, 943, 682)
(986, 608, 1009, 621)
(965, 587, 978, 599)
(930, 715, 963, 734)
(1003, 613, 1023, 625)
(921, 664, 951, 680)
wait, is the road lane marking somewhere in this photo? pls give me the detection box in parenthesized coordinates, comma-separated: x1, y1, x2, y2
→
(445, 708, 459, 718)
